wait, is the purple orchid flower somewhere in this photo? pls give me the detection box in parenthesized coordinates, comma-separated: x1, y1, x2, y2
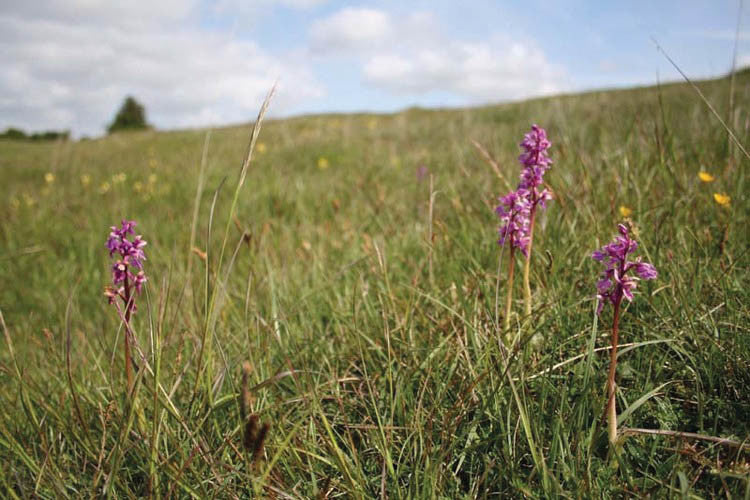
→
(496, 187, 531, 257)
(592, 223, 657, 314)
(105, 220, 148, 309)
(518, 124, 553, 210)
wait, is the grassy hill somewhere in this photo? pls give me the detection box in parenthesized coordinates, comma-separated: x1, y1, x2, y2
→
(1, 72, 749, 497)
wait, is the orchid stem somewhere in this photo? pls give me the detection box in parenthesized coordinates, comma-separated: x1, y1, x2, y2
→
(123, 275, 134, 397)
(606, 298, 621, 445)
(523, 207, 537, 318)
(504, 245, 516, 343)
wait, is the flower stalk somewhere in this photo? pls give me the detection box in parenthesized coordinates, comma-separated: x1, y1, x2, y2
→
(522, 209, 536, 317)
(606, 297, 621, 445)
(123, 275, 134, 392)
(504, 245, 516, 335)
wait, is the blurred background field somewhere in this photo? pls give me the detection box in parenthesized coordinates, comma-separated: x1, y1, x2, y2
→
(1, 72, 749, 497)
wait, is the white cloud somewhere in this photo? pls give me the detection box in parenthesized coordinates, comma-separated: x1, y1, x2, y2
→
(278, 0, 329, 7)
(0, 0, 197, 30)
(0, 2, 324, 136)
(212, 0, 328, 25)
(363, 41, 564, 100)
(737, 53, 750, 67)
(310, 8, 566, 103)
(310, 7, 393, 52)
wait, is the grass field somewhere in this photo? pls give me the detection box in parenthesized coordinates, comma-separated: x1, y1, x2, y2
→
(1, 70, 749, 497)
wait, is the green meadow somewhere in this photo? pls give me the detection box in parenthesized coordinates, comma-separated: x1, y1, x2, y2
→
(1, 71, 749, 497)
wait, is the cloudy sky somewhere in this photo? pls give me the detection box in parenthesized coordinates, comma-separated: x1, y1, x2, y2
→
(1, 0, 748, 136)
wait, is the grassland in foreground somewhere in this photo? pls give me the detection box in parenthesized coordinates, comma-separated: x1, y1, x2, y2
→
(1, 71, 750, 497)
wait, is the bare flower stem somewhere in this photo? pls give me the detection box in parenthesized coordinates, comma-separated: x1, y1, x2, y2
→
(123, 274, 134, 396)
(504, 246, 516, 342)
(522, 207, 537, 317)
(606, 297, 622, 445)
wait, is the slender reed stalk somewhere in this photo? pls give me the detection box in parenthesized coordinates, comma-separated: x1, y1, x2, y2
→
(428, 173, 434, 286)
(652, 37, 750, 162)
(727, 0, 743, 162)
(186, 129, 211, 284)
(194, 86, 275, 401)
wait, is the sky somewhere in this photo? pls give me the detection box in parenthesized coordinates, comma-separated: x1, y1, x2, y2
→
(1, 0, 749, 137)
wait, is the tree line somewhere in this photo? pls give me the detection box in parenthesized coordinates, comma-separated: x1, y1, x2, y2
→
(2, 96, 150, 141)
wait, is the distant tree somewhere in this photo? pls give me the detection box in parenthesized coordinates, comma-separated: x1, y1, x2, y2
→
(30, 130, 70, 142)
(108, 96, 149, 133)
(1, 128, 69, 141)
(1, 128, 28, 140)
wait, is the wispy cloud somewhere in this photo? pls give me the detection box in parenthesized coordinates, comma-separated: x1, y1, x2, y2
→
(310, 7, 393, 52)
(310, 7, 566, 102)
(364, 39, 565, 100)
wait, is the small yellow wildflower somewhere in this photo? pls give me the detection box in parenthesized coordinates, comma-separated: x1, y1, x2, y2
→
(148, 174, 157, 184)
(713, 193, 731, 206)
(698, 171, 715, 183)
(10, 197, 20, 210)
(23, 193, 35, 207)
(99, 182, 111, 194)
(256, 142, 267, 154)
(149, 158, 158, 169)
(134, 181, 143, 193)
(112, 172, 127, 184)
(619, 205, 633, 217)
(317, 157, 330, 170)
(44, 172, 55, 184)
(80, 174, 91, 186)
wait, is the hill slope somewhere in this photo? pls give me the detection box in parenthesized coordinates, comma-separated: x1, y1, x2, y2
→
(1, 73, 749, 496)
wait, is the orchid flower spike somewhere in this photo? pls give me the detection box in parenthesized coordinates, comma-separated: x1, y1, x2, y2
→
(592, 222, 657, 314)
